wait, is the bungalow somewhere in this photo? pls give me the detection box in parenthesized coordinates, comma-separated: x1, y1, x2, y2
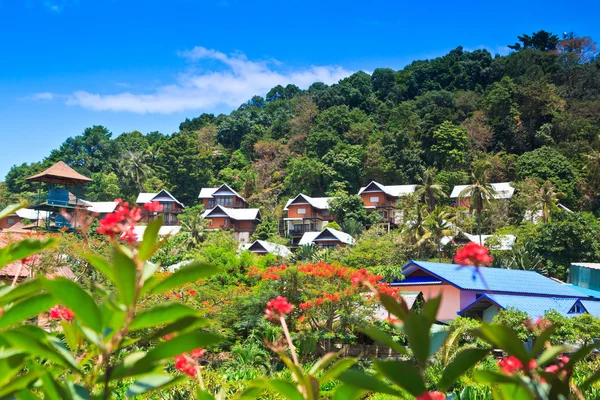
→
(299, 227, 354, 250)
(391, 260, 588, 322)
(198, 184, 248, 209)
(441, 231, 516, 251)
(568, 263, 600, 298)
(136, 189, 184, 226)
(201, 205, 261, 243)
(358, 181, 416, 227)
(450, 182, 514, 207)
(284, 194, 335, 247)
(241, 240, 292, 257)
(0, 208, 41, 231)
(129, 225, 182, 242)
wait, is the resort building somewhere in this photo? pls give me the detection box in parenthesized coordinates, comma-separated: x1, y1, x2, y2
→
(201, 205, 261, 243)
(198, 184, 248, 209)
(358, 181, 416, 228)
(136, 189, 184, 226)
(284, 194, 335, 247)
(298, 227, 354, 250)
(241, 240, 292, 257)
(391, 260, 597, 322)
(450, 182, 514, 207)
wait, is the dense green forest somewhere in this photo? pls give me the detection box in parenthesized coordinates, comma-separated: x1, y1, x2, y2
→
(3, 30, 600, 281)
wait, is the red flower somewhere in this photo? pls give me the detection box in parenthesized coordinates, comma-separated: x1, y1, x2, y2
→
(454, 243, 493, 266)
(349, 268, 381, 287)
(144, 201, 164, 212)
(545, 364, 560, 374)
(120, 225, 138, 244)
(174, 354, 196, 377)
(175, 292, 182, 299)
(498, 356, 524, 375)
(265, 296, 294, 320)
(191, 348, 206, 358)
(49, 305, 74, 322)
(385, 317, 402, 324)
(97, 199, 143, 244)
(417, 391, 446, 400)
(188, 289, 197, 296)
(299, 302, 312, 310)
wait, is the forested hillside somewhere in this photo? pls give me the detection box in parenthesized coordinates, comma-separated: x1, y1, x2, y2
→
(3, 30, 600, 221)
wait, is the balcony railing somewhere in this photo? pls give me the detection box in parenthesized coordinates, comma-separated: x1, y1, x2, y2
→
(289, 224, 315, 235)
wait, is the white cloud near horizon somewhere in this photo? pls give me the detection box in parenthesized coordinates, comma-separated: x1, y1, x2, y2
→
(30, 47, 353, 114)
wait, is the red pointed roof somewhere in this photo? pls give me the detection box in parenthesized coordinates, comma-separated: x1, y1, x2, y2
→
(26, 161, 92, 185)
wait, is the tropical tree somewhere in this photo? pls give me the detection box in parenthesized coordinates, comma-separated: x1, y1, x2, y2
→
(505, 240, 547, 275)
(295, 244, 319, 263)
(178, 204, 208, 250)
(459, 162, 497, 243)
(585, 149, 600, 194)
(536, 180, 560, 223)
(424, 206, 455, 261)
(415, 167, 447, 212)
(401, 194, 431, 257)
(121, 150, 153, 192)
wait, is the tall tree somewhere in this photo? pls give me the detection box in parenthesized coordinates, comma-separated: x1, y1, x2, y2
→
(415, 167, 447, 212)
(536, 180, 560, 224)
(459, 162, 497, 242)
(425, 206, 455, 261)
(121, 151, 153, 193)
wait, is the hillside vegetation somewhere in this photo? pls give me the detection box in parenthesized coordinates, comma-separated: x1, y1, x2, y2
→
(2, 31, 600, 279)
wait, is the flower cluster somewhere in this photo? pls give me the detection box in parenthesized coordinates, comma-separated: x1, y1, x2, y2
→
(497, 356, 536, 376)
(544, 356, 570, 377)
(349, 268, 381, 287)
(97, 199, 143, 243)
(454, 243, 493, 266)
(143, 201, 163, 212)
(299, 262, 349, 279)
(174, 347, 206, 377)
(299, 292, 341, 309)
(49, 305, 74, 321)
(417, 391, 446, 400)
(523, 316, 551, 333)
(265, 296, 294, 321)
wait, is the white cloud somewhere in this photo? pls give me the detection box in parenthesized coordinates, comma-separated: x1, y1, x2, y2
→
(464, 44, 512, 57)
(27, 92, 54, 100)
(44, 1, 62, 12)
(52, 47, 353, 114)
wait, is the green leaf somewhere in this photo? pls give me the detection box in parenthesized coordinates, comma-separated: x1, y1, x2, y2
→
(81, 253, 114, 283)
(337, 369, 401, 396)
(421, 295, 441, 323)
(530, 324, 557, 356)
(378, 293, 408, 320)
(149, 261, 220, 295)
(126, 374, 183, 398)
(65, 380, 91, 400)
(332, 384, 367, 400)
(308, 352, 339, 375)
(0, 237, 59, 269)
(138, 218, 163, 262)
(0, 370, 45, 398)
(438, 348, 489, 390)
(361, 326, 407, 355)
(130, 303, 202, 330)
(0, 279, 43, 306)
(149, 315, 210, 340)
(248, 379, 304, 400)
(494, 383, 533, 400)
(564, 343, 597, 368)
(429, 330, 449, 357)
(580, 368, 600, 390)
(113, 245, 138, 306)
(536, 345, 568, 367)
(196, 389, 216, 400)
(0, 202, 27, 220)
(318, 358, 357, 384)
(403, 314, 431, 367)
(474, 370, 520, 384)
(42, 278, 103, 333)
(0, 293, 55, 328)
(374, 359, 426, 396)
(476, 323, 530, 363)
(143, 330, 222, 363)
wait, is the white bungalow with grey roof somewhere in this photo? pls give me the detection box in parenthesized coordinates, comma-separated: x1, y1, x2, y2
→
(299, 227, 354, 249)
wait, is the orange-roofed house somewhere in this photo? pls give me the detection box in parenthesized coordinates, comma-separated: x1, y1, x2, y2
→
(136, 190, 184, 226)
(284, 194, 335, 247)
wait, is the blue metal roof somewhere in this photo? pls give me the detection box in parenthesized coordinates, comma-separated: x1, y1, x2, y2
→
(566, 284, 600, 299)
(458, 294, 580, 318)
(581, 300, 600, 318)
(400, 260, 585, 298)
(398, 276, 443, 285)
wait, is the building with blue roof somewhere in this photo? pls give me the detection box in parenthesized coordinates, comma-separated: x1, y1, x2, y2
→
(392, 260, 600, 322)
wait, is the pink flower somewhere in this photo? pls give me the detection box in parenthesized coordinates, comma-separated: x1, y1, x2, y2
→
(97, 199, 143, 244)
(191, 348, 206, 358)
(545, 364, 560, 374)
(498, 356, 524, 375)
(417, 391, 446, 400)
(265, 296, 294, 320)
(49, 305, 74, 322)
(174, 354, 196, 377)
(454, 243, 493, 266)
(144, 201, 164, 212)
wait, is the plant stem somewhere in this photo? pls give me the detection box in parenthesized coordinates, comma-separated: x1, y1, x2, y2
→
(196, 365, 206, 391)
(280, 316, 299, 366)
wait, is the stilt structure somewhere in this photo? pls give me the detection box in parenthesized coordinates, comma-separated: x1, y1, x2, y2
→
(25, 161, 93, 231)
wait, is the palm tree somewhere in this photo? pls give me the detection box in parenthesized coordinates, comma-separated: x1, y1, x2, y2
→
(401, 194, 431, 258)
(459, 162, 496, 244)
(340, 218, 364, 238)
(295, 244, 319, 263)
(415, 167, 447, 212)
(585, 149, 600, 192)
(536, 180, 559, 224)
(425, 206, 455, 261)
(179, 205, 208, 249)
(121, 151, 153, 192)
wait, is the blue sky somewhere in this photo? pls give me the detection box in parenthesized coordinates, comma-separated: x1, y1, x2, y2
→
(1, 0, 599, 180)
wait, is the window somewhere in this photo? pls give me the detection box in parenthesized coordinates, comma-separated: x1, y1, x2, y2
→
(297, 208, 307, 215)
(319, 243, 338, 249)
(370, 196, 379, 203)
(216, 197, 234, 207)
(163, 203, 173, 212)
(569, 302, 585, 314)
(322, 210, 330, 217)
(7, 218, 15, 225)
